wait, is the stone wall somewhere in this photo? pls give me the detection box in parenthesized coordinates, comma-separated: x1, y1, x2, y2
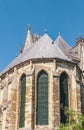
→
(0, 59, 82, 130)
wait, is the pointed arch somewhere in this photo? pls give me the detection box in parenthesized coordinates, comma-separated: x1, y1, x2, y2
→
(37, 69, 48, 78)
(60, 71, 68, 124)
(36, 70, 48, 125)
(19, 74, 26, 128)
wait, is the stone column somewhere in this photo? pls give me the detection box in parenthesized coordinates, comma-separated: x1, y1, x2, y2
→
(53, 75, 60, 128)
(31, 72, 35, 130)
(81, 73, 84, 114)
(5, 82, 12, 130)
(76, 84, 81, 112)
(25, 72, 34, 129)
(6, 71, 18, 130)
(71, 66, 78, 111)
(76, 75, 81, 113)
(2, 76, 8, 130)
(0, 86, 3, 129)
(8, 86, 17, 130)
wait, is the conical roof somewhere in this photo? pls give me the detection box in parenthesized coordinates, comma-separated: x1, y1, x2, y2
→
(54, 34, 79, 59)
(1, 33, 70, 75)
(54, 34, 71, 52)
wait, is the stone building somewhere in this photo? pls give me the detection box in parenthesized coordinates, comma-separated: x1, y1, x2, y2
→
(0, 25, 84, 130)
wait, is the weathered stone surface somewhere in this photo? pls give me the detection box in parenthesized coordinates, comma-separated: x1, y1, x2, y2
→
(0, 56, 83, 130)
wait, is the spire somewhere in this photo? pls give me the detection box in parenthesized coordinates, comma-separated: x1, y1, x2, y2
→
(23, 24, 33, 51)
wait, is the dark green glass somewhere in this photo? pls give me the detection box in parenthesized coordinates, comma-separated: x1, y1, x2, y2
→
(36, 71, 48, 125)
(19, 75, 26, 128)
(60, 72, 68, 124)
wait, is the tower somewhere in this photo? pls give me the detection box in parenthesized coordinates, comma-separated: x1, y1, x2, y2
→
(76, 36, 84, 72)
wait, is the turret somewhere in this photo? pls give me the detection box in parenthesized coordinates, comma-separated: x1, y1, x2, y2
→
(76, 36, 84, 45)
(76, 36, 84, 71)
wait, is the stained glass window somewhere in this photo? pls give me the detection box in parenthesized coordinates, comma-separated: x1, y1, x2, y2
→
(19, 74, 26, 128)
(60, 72, 68, 124)
(36, 71, 48, 125)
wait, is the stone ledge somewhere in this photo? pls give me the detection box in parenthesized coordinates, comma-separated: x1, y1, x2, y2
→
(19, 127, 58, 130)
(19, 128, 32, 130)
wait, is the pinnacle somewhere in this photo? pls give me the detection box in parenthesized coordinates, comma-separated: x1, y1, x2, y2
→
(23, 24, 33, 51)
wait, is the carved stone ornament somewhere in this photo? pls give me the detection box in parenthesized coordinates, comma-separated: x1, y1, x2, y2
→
(3, 101, 11, 110)
(0, 101, 11, 114)
(27, 67, 35, 76)
(0, 84, 5, 90)
(0, 105, 3, 115)
(8, 77, 13, 84)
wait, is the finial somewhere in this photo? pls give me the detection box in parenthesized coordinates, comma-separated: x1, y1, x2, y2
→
(35, 32, 38, 36)
(28, 24, 31, 30)
(44, 29, 47, 33)
(20, 44, 23, 54)
(35, 32, 39, 39)
(16, 53, 18, 57)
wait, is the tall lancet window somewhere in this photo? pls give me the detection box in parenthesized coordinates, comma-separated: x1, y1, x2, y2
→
(60, 72, 68, 124)
(19, 74, 26, 128)
(36, 71, 48, 125)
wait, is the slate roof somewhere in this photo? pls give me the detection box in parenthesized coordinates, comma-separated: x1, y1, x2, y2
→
(54, 34, 71, 52)
(55, 34, 79, 60)
(1, 33, 70, 75)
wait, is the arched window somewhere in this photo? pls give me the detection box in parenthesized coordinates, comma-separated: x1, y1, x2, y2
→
(60, 72, 68, 124)
(36, 71, 48, 125)
(19, 74, 26, 128)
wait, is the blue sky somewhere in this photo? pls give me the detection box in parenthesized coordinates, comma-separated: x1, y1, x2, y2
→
(0, 0, 84, 72)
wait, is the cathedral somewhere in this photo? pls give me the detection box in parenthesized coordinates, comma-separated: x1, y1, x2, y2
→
(0, 25, 84, 130)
